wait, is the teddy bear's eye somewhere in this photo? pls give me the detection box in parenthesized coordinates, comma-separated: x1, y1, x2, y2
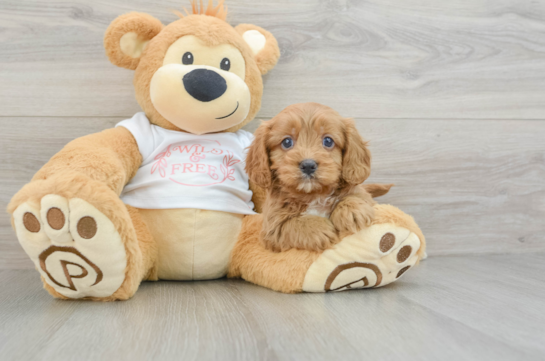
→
(182, 52, 194, 65)
(323, 136, 335, 149)
(281, 137, 294, 150)
(220, 58, 231, 71)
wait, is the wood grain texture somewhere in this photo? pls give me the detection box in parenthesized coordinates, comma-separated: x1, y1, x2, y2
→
(0, 254, 544, 360)
(1, 116, 544, 268)
(1, 0, 545, 119)
(1, 1, 544, 358)
(364, 118, 545, 256)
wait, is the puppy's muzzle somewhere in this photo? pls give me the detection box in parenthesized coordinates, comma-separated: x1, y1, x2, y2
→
(183, 69, 227, 102)
(300, 159, 318, 176)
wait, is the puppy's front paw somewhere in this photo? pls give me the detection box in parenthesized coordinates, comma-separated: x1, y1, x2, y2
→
(331, 201, 374, 235)
(265, 216, 339, 252)
(261, 237, 283, 253)
(307, 220, 339, 252)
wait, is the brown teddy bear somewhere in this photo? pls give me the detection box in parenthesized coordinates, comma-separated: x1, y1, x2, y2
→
(8, 1, 425, 300)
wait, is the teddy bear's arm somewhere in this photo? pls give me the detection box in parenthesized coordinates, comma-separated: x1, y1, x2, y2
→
(31, 127, 142, 195)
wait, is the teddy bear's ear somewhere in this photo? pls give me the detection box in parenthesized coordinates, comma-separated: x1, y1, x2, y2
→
(104, 12, 164, 70)
(235, 24, 280, 75)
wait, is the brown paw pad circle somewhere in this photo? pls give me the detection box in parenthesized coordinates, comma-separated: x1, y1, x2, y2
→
(397, 245, 412, 263)
(46, 207, 65, 230)
(396, 266, 411, 278)
(23, 212, 40, 233)
(77, 217, 97, 239)
(379, 232, 395, 252)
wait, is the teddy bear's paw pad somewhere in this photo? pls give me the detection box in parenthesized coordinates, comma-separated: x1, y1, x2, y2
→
(13, 196, 127, 298)
(302, 223, 421, 292)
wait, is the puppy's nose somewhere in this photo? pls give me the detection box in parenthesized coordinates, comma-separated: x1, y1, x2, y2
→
(183, 69, 227, 102)
(299, 159, 318, 176)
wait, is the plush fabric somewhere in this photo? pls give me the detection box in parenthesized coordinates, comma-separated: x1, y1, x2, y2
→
(138, 208, 244, 280)
(109, 11, 280, 133)
(104, 12, 164, 70)
(228, 204, 425, 294)
(7, 1, 424, 301)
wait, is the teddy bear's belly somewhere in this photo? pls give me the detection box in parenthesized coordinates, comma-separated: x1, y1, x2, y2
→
(137, 208, 244, 280)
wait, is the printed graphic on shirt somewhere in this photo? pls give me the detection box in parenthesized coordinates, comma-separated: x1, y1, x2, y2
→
(116, 113, 255, 214)
(150, 139, 243, 187)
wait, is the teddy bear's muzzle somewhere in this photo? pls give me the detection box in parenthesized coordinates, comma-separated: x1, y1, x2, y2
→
(150, 64, 251, 134)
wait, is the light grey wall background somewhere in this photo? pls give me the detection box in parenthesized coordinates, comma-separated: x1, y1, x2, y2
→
(1, 0, 544, 268)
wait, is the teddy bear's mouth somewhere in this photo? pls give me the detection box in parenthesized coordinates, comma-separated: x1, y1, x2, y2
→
(216, 101, 239, 120)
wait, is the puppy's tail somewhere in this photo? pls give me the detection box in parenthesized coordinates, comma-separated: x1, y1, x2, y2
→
(362, 183, 394, 198)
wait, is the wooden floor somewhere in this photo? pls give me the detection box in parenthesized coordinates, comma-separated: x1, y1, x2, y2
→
(1, 254, 544, 361)
(1, 0, 545, 360)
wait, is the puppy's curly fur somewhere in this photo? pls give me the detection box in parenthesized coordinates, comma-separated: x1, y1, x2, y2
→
(246, 102, 389, 252)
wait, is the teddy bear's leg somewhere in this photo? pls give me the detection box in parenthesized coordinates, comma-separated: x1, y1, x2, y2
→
(9, 173, 157, 301)
(228, 214, 320, 293)
(228, 204, 425, 293)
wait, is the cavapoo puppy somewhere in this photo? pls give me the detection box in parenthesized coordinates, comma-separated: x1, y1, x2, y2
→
(246, 102, 391, 252)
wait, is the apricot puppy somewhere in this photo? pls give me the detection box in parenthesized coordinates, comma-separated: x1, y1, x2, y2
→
(246, 102, 377, 252)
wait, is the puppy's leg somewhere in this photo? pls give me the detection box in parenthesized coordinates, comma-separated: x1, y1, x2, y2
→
(330, 190, 375, 238)
(263, 213, 338, 252)
(278, 215, 339, 252)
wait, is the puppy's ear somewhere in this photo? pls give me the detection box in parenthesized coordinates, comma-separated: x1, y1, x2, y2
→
(104, 12, 164, 70)
(342, 118, 371, 185)
(246, 122, 272, 188)
(235, 24, 280, 75)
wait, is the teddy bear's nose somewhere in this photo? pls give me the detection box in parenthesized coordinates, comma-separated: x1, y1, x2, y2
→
(183, 69, 227, 102)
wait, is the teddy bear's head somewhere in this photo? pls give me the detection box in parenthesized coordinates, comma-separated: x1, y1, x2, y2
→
(104, 0, 280, 134)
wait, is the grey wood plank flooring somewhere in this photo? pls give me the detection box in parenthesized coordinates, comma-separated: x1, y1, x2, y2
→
(1, 0, 545, 119)
(2, 116, 544, 268)
(0, 254, 543, 360)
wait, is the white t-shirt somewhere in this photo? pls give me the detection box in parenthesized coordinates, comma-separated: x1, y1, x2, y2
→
(116, 113, 255, 214)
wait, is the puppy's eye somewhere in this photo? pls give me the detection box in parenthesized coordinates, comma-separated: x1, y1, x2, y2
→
(220, 58, 231, 71)
(182, 52, 194, 65)
(281, 137, 294, 150)
(323, 136, 335, 149)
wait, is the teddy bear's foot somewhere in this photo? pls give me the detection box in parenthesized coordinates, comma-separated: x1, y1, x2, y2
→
(13, 195, 127, 299)
(302, 223, 422, 292)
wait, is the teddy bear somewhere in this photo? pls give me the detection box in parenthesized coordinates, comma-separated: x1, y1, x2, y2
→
(7, 0, 426, 300)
